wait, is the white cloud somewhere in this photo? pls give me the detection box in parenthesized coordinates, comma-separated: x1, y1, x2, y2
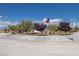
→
(0, 21, 18, 29)
(0, 25, 6, 27)
(0, 21, 11, 25)
(0, 16, 3, 18)
(0, 21, 11, 29)
(70, 22, 79, 28)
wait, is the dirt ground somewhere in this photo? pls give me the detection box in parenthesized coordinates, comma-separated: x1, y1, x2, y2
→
(0, 33, 79, 56)
(0, 37, 79, 56)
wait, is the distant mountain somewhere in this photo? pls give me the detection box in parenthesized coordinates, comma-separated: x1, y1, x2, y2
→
(46, 18, 79, 28)
(43, 18, 64, 26)
(49, 19, 64, 26)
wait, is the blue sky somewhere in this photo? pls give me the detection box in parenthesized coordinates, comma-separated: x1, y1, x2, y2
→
(0, 3, 79, 21)
(0, 3, 79, 28)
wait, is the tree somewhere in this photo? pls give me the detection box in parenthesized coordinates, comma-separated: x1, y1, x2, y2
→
(8, 25, 17, 30)
(47, 25, 58, 34)
(8, 20, 34, 34)
(71, 26, 79, 32)
(34, 23, 47, 34)
(19, 20, 34, 32)
(8, 25, 18, 34)
(9, 20, 34, 33)
(58, 22, 71, 34)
